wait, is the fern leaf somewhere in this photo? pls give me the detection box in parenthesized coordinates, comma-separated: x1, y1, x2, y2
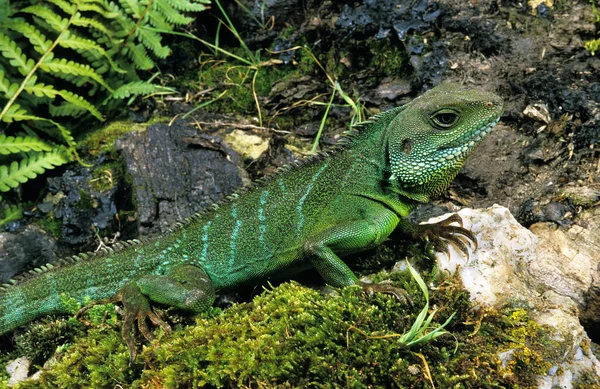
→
(59, 31, 107, 55)
(168, 0, 210, 12)
(136, 27, 170, 58)
(0, 134, 54, 155)
(0, 205, 23, 228)
(118, 0, 142, 18)
(154, 1, 194, 25)
(0, 33, 35, 76)
(1, 103, 41, 123)
(125, 43, 154, 70)
(20, 5, 70, 32)
(0, 104, 77, 152)
(5, 18, 52, 55)
(147, 9, 173, 30)
(0, 69, 20, 98)
(46, 0, 76, 14)
(39, 57, 113, 91)
(0, 149, 70, 192)
(71, 15, 113, 38)
(55, 89, 104, 121)
(108, 80, 175, 100)
(78, 2, 120, 19)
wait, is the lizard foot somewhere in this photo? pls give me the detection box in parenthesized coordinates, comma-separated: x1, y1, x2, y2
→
(116, 284, 172, 362)
(412, 213, 476, 257)
(360, 282, 412, 306)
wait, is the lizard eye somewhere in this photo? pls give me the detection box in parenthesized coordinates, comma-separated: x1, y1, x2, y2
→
(431, 110, 459, 129)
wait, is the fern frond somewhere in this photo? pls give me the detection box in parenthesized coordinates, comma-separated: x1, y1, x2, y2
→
(0, 69, 20, 98)
(167, 0, 210, 12)
(78, 2, 120, 19)
(0, 205, 23, 228)
(125, 43, 154, 70)
(39, 57, 113, 91)
(0, 32, 35, 76)
(46, 0, 76, 15)
(71, 15, 113, 38)
(118, 0, 143, 18)
(0, 134, 54, 155)
(136, 27, 171, 58)
(153, 1, 194, 25)
(0, 103, 41, 123)
(55, 89, 104, 120)
(147, 9, 173, 30)
(19, 5, 70, 32)
(108, 80, 175, 100)
(5, 18, 52, 55)
(0, 149, 70, 192)
(24, 75, 58, 98)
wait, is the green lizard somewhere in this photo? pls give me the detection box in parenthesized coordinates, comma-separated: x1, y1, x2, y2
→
(0, 83, 502, 358)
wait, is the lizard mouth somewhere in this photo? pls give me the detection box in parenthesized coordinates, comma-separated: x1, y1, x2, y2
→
(437, 117, 499, 159)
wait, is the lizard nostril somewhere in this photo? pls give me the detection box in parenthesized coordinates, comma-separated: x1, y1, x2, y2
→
(402, 139, 412, 154)
(484, 101, 494, 108)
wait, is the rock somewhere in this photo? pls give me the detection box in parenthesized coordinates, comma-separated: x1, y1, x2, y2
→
(429, 205, 600, 386)
(115, 122, 244, 236)
(6, 357, 30, 386)
(41, 166, 118, 247)
(0, 225, 56, 284)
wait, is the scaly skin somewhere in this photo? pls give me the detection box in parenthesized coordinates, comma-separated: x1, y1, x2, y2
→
(0, 83, 503, 357)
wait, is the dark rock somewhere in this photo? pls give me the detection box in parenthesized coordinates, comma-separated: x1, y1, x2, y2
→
(0, 225, 56, 283)
(42, 168, 118, 247)
(115, 122, 243, 236)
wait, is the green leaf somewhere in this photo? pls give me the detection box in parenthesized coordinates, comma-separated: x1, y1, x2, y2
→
(136, 27, 171, 58)
(5, 18, 52, 55)
(40, 57, 113, 91)
(46, 0, 76, 14)
(1, 103, 42, 123)
(0, 32, 35, 76)
(55, 89, 104, 121)
(108, 80, 175, 101)
(0, 134, 54, 155)
(168, 0, 211, 12)
(0, 205, 23, 228)
(125, 43, 154, 70)
(20, 5, 70, 32)
(24, 78, 59, 98)
(0, 69, 20, 98)
(0, 150, 70, 192)
(118, 0, 142, 18)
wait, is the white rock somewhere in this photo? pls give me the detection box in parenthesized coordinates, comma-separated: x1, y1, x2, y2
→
(428, 204, 600, 387)
(6, 356, 30, 386)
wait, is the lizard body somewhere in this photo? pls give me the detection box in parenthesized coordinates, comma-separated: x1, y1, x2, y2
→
(0, 83, 503, 356)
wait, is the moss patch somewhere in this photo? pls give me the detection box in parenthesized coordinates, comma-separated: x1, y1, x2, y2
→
(2, 267, 572, 388)
(77, 120, 153, 160)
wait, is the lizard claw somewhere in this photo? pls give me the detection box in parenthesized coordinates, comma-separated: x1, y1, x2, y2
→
(116, 284, 172, 362)
(412, 214, 477, 257)
(360, 281, 412, 306)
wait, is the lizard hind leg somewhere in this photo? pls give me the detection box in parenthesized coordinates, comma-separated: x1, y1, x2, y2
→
(117, 264, 216, 361)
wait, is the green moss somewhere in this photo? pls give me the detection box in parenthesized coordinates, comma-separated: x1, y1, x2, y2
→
(367, 38, 409, 77)
(74, 189, 94, 211)
(78, 120, 149, 160)
(35, 213, 62, 240)
(90, 161, 125, 193)
(5, 265, 575, 389)
(13, 318, 83, 367)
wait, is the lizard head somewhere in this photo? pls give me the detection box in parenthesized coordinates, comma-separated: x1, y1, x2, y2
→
(385, 83, 503, 202)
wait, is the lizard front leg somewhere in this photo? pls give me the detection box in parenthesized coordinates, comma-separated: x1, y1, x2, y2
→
(117, 264, 216, 360)
(303, 208, 409, 302)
